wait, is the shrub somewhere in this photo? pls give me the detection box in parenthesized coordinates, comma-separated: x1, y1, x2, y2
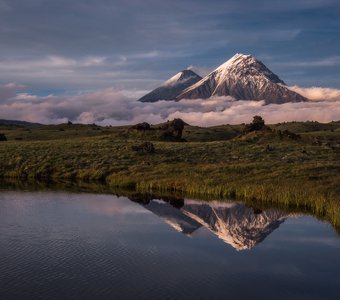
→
(0, 133, 7, 141)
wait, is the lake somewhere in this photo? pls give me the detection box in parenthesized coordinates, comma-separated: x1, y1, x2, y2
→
(0, 188, 340, 300)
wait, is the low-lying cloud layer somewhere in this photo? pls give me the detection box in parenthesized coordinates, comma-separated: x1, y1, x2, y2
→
(288, 86, 340, 101)
(1, 83, 339, 126)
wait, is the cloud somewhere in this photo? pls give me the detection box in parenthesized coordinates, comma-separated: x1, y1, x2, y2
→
(187, 65, 212, 77)
(224, 29, 302, 42)
(1, 0, 339, 94)
(274, 56, 340, 68)
(0, 55, 107, 70)
(0, 82, 25, 101)
(288, 86, 340, 101)
(168, 100, 340, 126)
(1, 85, 340, 126)
(0, 53, 169, 92)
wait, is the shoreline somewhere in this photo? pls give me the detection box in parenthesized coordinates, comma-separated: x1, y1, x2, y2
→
(1, 120, 339, 230)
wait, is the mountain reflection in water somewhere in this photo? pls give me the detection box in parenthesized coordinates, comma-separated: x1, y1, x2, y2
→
(130, 196, 288, 251)
(1, 190, 340, 300)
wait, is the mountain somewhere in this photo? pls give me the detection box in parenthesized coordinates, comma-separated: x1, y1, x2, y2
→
(138, 69, 202, 102)
(136, 198, 288, 251)
(0, 119, 41, 128)
(176, 53, 307, 104)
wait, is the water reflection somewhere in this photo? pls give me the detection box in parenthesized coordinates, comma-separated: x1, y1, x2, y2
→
(1, 190, 340, 300)
(130, 196, 290, 250)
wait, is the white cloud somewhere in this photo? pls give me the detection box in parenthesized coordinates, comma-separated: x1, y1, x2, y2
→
(0, 55, 107, 70)
(187, 65, 212, 77)
(167, 100, 340, 126)
(0, 85, 340, 125)
(273, 56, 340, 68)
(288, 85, 340, 101)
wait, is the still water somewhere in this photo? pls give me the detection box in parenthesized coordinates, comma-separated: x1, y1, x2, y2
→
(0, 190, 340, 300)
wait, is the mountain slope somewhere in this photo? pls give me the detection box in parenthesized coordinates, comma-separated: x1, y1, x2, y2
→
(0, 119, 41, 128)
(138, 70, 202, 102)
(177, 53, 307, 104)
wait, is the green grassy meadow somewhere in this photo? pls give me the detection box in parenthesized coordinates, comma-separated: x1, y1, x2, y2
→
(1, 119, 340, 229)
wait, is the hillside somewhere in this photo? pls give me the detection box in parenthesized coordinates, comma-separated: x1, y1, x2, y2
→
(0, 119, 41, 128)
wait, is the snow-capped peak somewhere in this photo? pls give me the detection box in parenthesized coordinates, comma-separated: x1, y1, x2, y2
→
(163, 70, 199, 87)
(139, 53, 308, 104)
(138, 69, 202, 102)
(163, 72, 183, 86)
(176, 53, 307, 103)
(216, 53, 253, 72)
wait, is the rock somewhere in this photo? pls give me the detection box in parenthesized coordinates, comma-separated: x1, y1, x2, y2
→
(131, 122, 151, 131)
(160, 118, 186, 141)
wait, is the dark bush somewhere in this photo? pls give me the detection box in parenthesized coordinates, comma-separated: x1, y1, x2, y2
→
(0, 133, 7, 141)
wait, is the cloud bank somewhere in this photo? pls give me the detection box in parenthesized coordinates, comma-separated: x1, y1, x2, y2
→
(0, 84, 339, 126)
(288, 86, 340, 101)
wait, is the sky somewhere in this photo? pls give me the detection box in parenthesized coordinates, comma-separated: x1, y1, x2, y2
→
(0, 0, 340, 125)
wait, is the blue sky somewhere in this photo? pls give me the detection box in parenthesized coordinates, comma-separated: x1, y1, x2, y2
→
(0, 0, 340, 125)
(0, 0, 339, 96)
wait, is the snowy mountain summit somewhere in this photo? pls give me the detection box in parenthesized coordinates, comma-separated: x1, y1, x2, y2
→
(138, 69, 202, 102)
(139, 53, 307, 104)
(177, 53, 307, 103)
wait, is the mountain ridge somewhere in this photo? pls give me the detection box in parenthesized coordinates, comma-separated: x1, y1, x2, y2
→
(0, 119, 42, 128)
(138, 69, 202, 103)
(139, 53, 308, 104)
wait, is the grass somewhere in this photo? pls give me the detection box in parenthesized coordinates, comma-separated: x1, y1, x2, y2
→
(1, 120, 340, 230)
